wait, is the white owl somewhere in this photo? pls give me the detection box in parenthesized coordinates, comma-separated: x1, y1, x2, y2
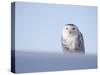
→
(61, 24, 85, 53)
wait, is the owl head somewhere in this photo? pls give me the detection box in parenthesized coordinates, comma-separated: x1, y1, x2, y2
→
(62, 24, 80, 36)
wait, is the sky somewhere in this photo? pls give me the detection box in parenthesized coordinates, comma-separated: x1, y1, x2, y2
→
(14, 2, 97, 54)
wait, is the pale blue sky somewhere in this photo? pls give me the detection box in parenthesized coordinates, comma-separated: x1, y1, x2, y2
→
(15, 2, 97, 54)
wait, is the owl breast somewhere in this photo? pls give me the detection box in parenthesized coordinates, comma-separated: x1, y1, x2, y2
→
(64, 35, 78, 50)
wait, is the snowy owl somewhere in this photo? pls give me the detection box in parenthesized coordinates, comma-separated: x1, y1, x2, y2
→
(61, 24, 85, 53)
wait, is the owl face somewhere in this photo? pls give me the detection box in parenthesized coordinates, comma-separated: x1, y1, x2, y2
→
(63, 24, 79, 36)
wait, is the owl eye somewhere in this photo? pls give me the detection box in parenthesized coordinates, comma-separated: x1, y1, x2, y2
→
(72, 28, 75, 30)
(66, 28, 68, 30)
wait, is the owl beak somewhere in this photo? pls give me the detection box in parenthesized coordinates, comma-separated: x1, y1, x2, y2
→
(69, 31, 72, 34)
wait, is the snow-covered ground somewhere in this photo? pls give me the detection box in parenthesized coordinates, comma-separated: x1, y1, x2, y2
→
(14, 51, 97, 73)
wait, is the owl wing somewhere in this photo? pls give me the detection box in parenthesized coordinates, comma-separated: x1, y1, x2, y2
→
(61, 36, 69, 50)
(61, 36, 66, 48)
(78, 32, 85, 53)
